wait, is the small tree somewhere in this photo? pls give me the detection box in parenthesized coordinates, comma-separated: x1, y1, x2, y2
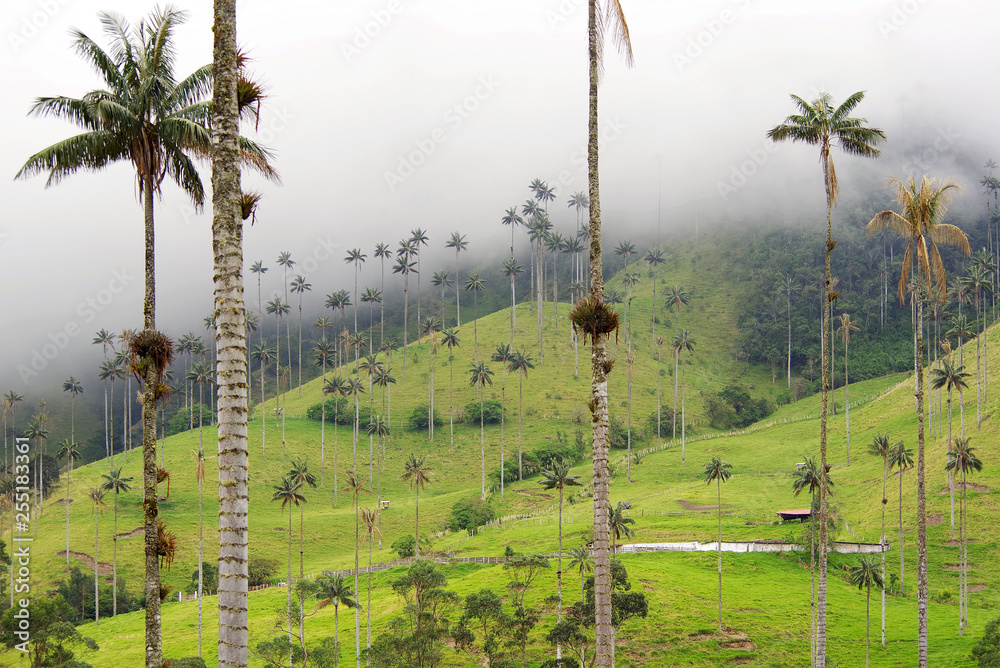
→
(703, 456, 733, 632)
(849, 555, 884, 668)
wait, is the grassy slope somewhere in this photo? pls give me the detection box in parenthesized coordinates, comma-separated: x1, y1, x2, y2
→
(6, 241, 999, 667)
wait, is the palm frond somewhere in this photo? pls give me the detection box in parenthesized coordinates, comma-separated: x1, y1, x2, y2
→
(930, 223, 971, 255)
(169, 63, 213, 111)
(239, 136, 281, 183)
(163, 146, 206, 208)
(70, 30, 124, 93)
(27, 96, 100, 131)
(160, 116, 212, 153)
(897, 243, 914, 305)
(15, 131, 129, 185)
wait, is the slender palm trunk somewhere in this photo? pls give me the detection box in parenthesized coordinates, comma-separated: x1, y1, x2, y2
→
(587, 3, 612, 662)
(286, 510, 293, 668)
(788, 291, 793, 388)
(916, 288, 929, 668)
(449, 354, 455, 446)
(947, 388, 955, 539)
(880, 458, 887, 647)
(94, 507, 100, 625)
(500, 368, 506, 499)
(865, 586, 871, 668)
(140, 174, 163, 668)
(297, 300, 303, 398)
(213, 19, 250, 662)
(367, 531, 373, 660)
(899, 467, 905, 594)
(557, 485, 564, 662)
(198, 458, 204, 658)
(518, 375, 524, 480)
(717, 478, 723, 632)
(402, 274, 409, 379)
(845, 338, 851, 464)
(65, 459, 71, 565)
(976, 291, 982, 432)
(816, 147, 832, 668)
(480, 391, 486, 500)
(673, 349, 679, 442)
(320, 359, 327, 485)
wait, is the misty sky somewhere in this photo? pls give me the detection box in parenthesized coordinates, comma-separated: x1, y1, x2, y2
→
(1, 0, 997, 395)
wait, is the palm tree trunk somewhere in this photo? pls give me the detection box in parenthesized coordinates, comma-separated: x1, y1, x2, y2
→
(287, 510, 293, 668)
(140, 172, 163, 668)
(414, 486, 420, 557)
(865, 587, 871, 668)
(557, 485, 564, 661)
(500, 369, 506, 500)
(65, 459, 71, 565)
(899, 468, 905, 594)
(113, 494, 118, 617)
(717, 478, 723, 632)
(367, 532, 373, 661)
(518, 374, 524, 481)
(213, 12, 250, 662)
(845, 338, 851, 464)
(449, 356, 454, 446)
(948, 389, 955, 540)
(673, 349, 679, 442)
(880, 458, 886, 647)
(788, 291, 793, 388)
(198, 464, 204, 658)
(334, 606, 340, 668)
(95, 507, 100, 625)
(916, 286, 929, 668)
(321, 360, 327, 485)
(816, 143, 832, 668)
(480, 392, 486, 500)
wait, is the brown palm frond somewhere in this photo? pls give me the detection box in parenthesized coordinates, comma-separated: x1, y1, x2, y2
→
(239, 189, 262, 224)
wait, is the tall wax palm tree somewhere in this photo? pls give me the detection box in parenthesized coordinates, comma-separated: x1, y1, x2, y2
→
(410, 228, 430, 326)
(608, 500, 635, 555)
(359, 506, 382, 656)
(56, 440, 80, 565)
(373, 243, 391, 347)
(770, 91, 886, 668)
(419, 317, 442, 441)
(947, 315, 973, 434)
(931, 360, 970, 539)
(539, 462, 583, 651)
(468, 362, 495, 499)
(508, 349, 535, 481)
(251, 260, 268, 344)
(961, 265, 990, 433)
(89, 487, 105, 624)
(644, 248, 665, 354)
(548, 231, 567, 322)
(345, 249, 367, 334)
(464, 273, 486, 361)
(888, 441, 914, 594)
(277, 251, 296, 372)
(491, 344, 513, 498)
(664, 286, 691, 439)
(501, 258, 524, 346)
(314, 339, 335, 486)
(314, 575, 359, 668)
(392, 243, 417, 378)
(971, 248, 996, 398)
(101, 467, 133, 617)
(323, 376, 347, 505)
(432, 271, 452, 325)
(672, 330, 695, 463)
(360, 287, 381, 351)
(372, 363, 396, 505)
(366, 417, 389, 512)
(866, 175, 969, 665)
(92, 330, 116, 459)
(290, 275, 312, 397)
(344, 468, 370, 668)
(271, 476, 305, 666)
(24, 415, 48, 529)
(792, 456, 834, 668)
(346, 377, 365, 477)
(783, 276, 801, 388)
(441, 329, 461, 445)
(850, 556, 885, 668)
(836, 313, 859, 464)
(703, 457, 733, 633)
(191, 446, 214, 658)
(401, 454, 432, 557)
(502, 206, 524, 260)
(288, 458, 317, 659)
(446, 232, 469, 326)
(62, 377, 84, 449)
(568, 543, 593, 605)
(252, 342, 276, 459)
(98, 360, 117, 459)
(622, 271, 639, 349)
(947, 436, 981, 635)
(580, 6, 632, 663)
(868, 433, 894, 648)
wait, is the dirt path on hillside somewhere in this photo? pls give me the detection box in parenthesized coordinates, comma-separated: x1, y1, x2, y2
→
(57, 550, 113, 575)
(677, 500, 731, 511)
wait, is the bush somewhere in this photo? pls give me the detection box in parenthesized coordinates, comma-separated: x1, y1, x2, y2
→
(608, 415, 643, 449)
(408, 404, 443, 429)
(189, 561, 218, 594)
(463, 398, 504, 424)
(164, 659, 208, 668)
(644, 409, 677, 438)
(449, 498, 495, 532)
(167, 404, 213, 436)
(704, 384, 774, 429)
(306, 397, 371, 426)
(391, 535, 416, 558)
(972, 615, 1000, 666)
(248, 557, 279, 587)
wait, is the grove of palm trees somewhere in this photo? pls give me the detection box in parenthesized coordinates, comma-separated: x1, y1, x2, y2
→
(3, 3, 1000, 668)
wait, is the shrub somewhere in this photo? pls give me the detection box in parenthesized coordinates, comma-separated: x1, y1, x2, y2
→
(189, 562, 218, 595)
(644, 410, 677, 438)
(248, 557, 279, 587)
(608, 415, 643, 449)
(449, 498, 495, 532)
(167, 404, 213, 436)
(464, 398, 504, 424)
(408, 404, 443, 429)
(704, 384, 774, 429)
(306, 397, 371, 426)
(391, 534, 416, 558)
(972, 615, 1000, 666)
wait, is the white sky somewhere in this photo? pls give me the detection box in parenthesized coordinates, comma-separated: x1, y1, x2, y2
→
(1, 0, 997, 394)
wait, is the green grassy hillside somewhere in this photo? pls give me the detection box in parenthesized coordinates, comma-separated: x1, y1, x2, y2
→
(4, 247, 999, 667)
